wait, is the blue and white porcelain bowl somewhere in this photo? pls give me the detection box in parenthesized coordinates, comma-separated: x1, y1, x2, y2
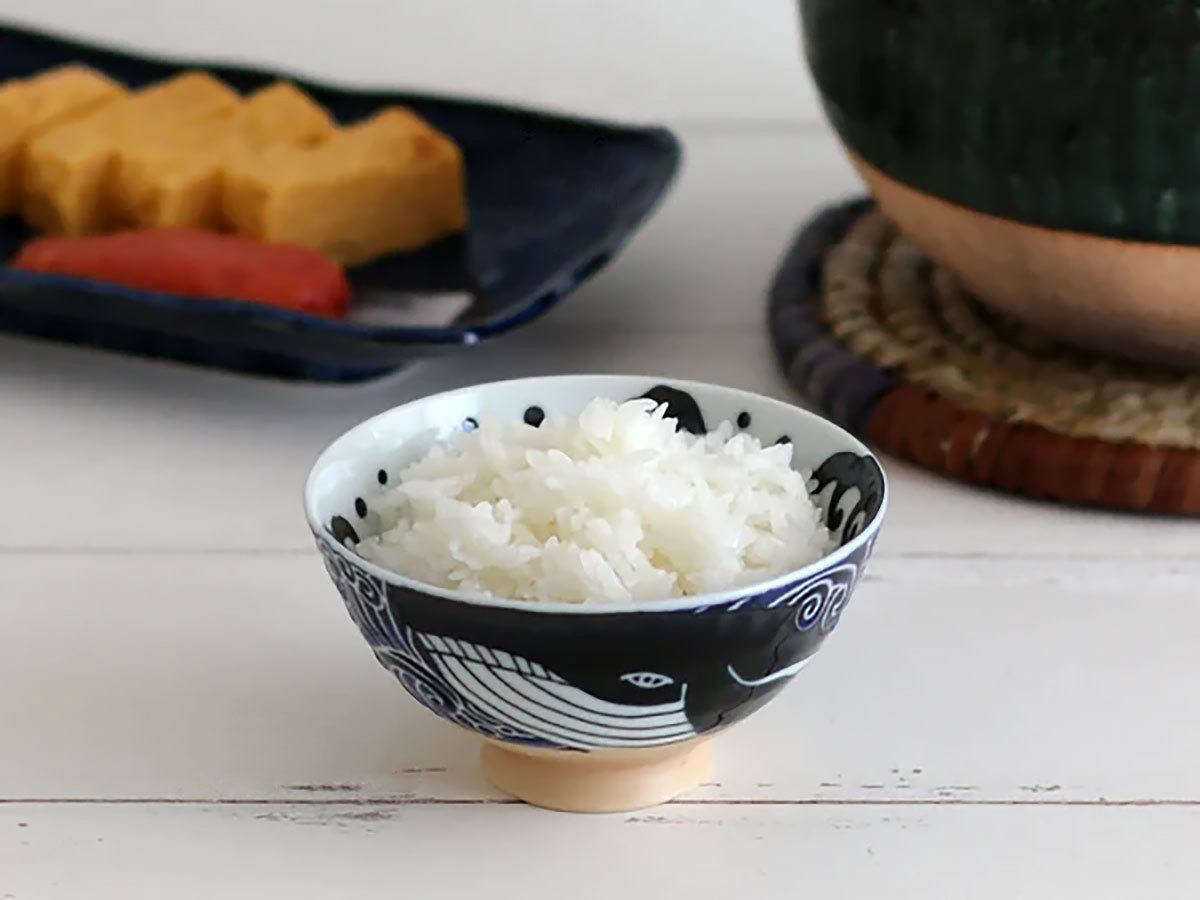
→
(304, 375, 887, 812)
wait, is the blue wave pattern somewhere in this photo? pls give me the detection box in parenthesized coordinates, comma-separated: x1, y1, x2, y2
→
(690, 536, 873, 621)
(692, 450, 882, 617)
(316, 539, 558, 748)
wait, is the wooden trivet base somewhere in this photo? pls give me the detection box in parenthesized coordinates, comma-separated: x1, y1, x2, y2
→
(768, 199, 1200, 515)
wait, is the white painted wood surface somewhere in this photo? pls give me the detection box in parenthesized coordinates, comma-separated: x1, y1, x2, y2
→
(5, 553, 1200, 806)
(8, 804, 1200, 900)
(0, 0, 820, 126)
(1, 5, 1199, 890)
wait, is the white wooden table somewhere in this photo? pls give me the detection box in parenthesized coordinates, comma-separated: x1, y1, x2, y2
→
(5, 4, 1200, 896)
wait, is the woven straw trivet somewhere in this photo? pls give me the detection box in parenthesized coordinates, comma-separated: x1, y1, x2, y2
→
(768, 199, 1200, 514)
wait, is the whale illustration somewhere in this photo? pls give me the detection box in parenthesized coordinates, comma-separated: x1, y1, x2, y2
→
(414, 632, 696, 749)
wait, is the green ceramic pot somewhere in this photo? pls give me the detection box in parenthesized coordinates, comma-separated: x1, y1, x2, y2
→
(800, 0, 1200, 367)
(801, 0, 1200, 245)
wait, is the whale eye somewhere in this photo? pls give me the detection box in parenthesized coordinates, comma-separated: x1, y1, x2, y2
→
(620, 672, 675, 689)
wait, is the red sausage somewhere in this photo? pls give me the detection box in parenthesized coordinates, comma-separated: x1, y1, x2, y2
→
(12, 228, 351, 319)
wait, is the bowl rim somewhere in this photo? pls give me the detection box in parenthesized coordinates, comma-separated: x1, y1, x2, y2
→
(303, 374, 888, 615)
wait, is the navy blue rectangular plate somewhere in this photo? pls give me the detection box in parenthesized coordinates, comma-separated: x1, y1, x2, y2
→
(0, 23, 680, 381)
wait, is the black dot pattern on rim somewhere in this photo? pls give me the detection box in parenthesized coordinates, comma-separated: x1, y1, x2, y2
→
(377, 469, 388, 485)
(463, 417, 479, 432)
(355, 497, 368, 518)
(737, 411, 751, 429)
(776, 435, 792, 445)
(523, 405, 545, 427)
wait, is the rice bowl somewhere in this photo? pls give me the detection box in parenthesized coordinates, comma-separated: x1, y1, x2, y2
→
(306, 375, 886, 811)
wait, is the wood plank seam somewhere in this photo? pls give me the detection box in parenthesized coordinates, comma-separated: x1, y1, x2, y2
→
(6, 797, 1200, 807)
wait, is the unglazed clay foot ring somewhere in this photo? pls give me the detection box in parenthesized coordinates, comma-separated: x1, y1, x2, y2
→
(481, 737, 713, 813)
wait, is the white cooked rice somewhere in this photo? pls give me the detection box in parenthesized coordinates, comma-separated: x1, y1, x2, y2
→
(356, 397, 834, 604)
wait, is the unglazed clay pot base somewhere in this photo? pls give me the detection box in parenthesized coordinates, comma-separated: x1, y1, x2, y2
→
(767, 198, 1200, 515)
(481, 738, 713, 813)
(849, 151, 1200, 370)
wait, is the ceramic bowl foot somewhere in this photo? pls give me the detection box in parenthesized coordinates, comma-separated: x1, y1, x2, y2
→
(481, 738, 713, 813)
